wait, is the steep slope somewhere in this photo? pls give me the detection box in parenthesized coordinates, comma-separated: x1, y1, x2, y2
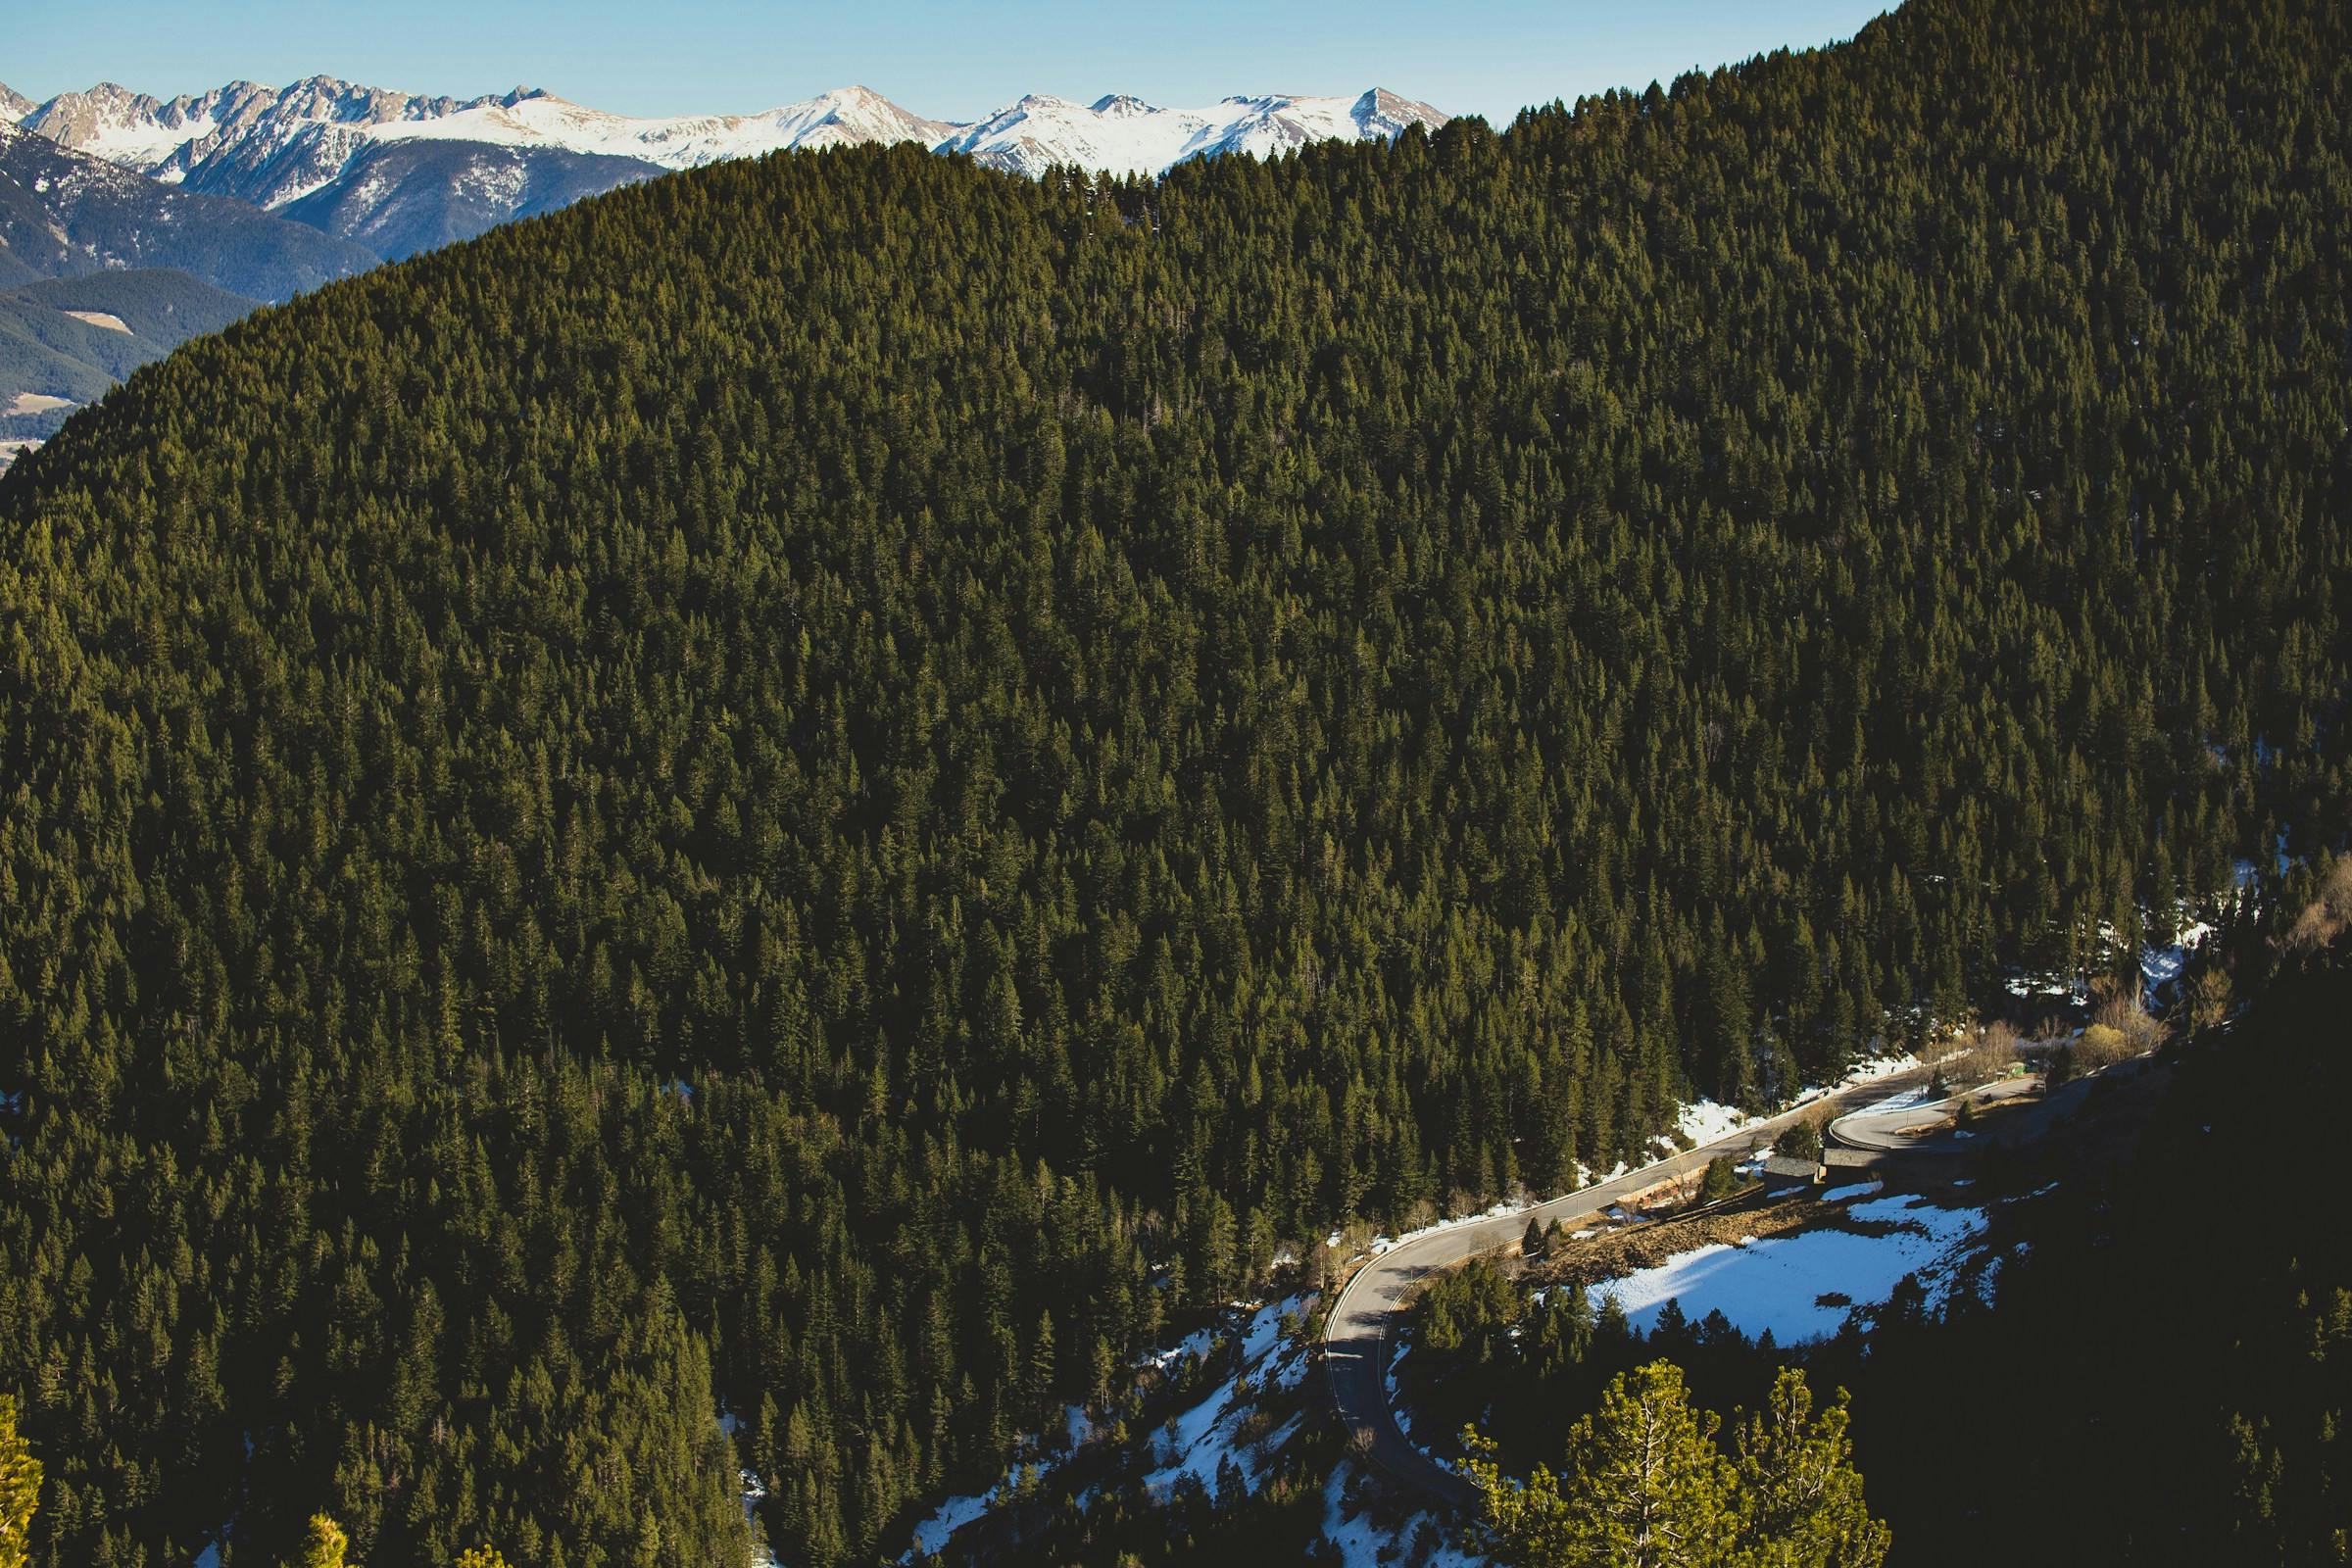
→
(0, 1, 2345, 1565)
(0, 122, 377, 299)
(0, 83, 29, 122)
(0, 289, 163, 403)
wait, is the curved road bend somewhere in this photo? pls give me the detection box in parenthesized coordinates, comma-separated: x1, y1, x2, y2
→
(1827, 1076, 2040, 1152)
(1321, 1067, 1943, 1507)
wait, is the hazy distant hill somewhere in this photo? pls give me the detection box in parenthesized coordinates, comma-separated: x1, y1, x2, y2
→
(0, 268, 258, 431)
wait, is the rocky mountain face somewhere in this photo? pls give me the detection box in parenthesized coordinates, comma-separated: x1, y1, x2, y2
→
(22, 76, 511, 209)
(277, 138, 665, 258)
(351, 83, 960, 172)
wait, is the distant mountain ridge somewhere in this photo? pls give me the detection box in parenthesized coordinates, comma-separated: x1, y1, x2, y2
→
(20, 76, 513, 208)
(0, 121, 376, 296)
(9, 74, 1448, 256)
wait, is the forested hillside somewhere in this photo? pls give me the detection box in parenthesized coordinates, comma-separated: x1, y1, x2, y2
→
(0, 0, 2346, 1561)
(1, 270, 260, 434)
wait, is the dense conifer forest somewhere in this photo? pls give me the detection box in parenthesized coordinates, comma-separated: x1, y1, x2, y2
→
(0, 0, 2345, 1560)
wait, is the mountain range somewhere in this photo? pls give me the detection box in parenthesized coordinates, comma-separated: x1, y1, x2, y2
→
(10, 76, 1447, 257)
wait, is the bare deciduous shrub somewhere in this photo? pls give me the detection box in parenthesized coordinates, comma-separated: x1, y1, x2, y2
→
(2091, 994, 2167, 1058)
(1945, 1019, 2022, 1085)
(2075, 1021, 2133, 1070)
(2283, 856, 2352, 954)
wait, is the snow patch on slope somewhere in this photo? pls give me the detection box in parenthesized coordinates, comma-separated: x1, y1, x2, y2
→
(1593, 1194, 1987, 1344)
(1144, 1296, 1312, 1499)
(904, 1294, 1314, 1559)
(1321, 1462, 1487, 1568)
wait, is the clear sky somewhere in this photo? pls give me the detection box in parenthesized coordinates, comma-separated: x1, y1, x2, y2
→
(8, 1, 1891, 125)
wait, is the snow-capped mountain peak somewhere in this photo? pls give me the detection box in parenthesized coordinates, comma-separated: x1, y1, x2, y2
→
(9, 74, 1446, 262)
(937, 86, 1448, 178)
(16, 74, 1447, 192)
(350, 81, 958, 176)
(1349, 87, 1445, 137)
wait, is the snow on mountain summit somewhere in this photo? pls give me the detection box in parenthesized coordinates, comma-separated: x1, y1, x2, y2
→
(361, 84, 956, 171)
(936, 87, 1446, 177)
(11, 74, 1446, 261)
(19, 74, 1446, 194)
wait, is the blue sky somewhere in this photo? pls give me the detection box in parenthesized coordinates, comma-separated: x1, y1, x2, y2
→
(10, 1, 1891, 124)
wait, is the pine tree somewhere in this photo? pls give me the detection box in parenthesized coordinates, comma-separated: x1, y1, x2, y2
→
(1029, 1311, 1057, 1416)
(1467, 1360, 1740, 1568)
(1729, 1370, 1889, 1568)
(1700, 1155, 1742, 1204)
(294, 1515, 350, 1568)
(0, 1396, 37, 1568)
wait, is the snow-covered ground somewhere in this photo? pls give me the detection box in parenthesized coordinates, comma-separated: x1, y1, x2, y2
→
(365, 84, 949, 169)
(1138, 1320, 1217, 1372)
(937, 88, 1445, 177)
(1320, 1462, 1488, 1568)
(1674, 1098, 1753, 1148)
(1368, 1198, 1539, 1256)
(2140, 920, 2215, 994)
(2005, 897, 2230, 1011)
(902, 1295, 1313, 1560)
(1836, 1084, 1936, 1123)
(2004, 971, 2091, 1006)
(1144, 1295, 1313, 1499)
(905, 1486, 994, 1559)
(1591, 1193, 1987, 1344)
(900, 1411, 1085, 1555)
(1356, 1052, 1926, 1261)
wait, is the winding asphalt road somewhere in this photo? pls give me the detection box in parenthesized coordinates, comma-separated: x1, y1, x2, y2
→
(1320, 1066, 1942, 1506)
(1826, 1075, 2040, 1152)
